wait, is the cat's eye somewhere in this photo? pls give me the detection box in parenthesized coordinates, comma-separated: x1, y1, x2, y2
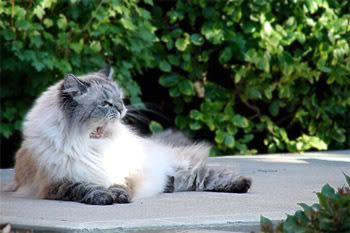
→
(101, 101, 113, 108)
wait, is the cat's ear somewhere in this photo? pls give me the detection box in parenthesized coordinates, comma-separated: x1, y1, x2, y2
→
(97, 65, 113, 80)
(63, 74, 88, 96)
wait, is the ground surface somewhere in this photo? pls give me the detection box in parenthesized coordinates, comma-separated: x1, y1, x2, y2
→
(0, 151, 349, 233)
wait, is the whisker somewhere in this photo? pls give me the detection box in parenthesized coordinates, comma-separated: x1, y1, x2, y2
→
(124, 111, 150, 124)
(126, 103, 170, 122)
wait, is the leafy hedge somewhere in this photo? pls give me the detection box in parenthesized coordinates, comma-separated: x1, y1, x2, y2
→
(1, 0, 349, 155)
(261, 174, 350, 233)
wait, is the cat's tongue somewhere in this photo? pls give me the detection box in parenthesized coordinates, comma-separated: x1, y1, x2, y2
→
(90, 122, 107, 139)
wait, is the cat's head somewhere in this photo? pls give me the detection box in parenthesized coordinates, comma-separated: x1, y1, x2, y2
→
(59, 66, 127, 138)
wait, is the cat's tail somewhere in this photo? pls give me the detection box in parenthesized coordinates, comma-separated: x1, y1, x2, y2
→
(174, 166, 252, 193)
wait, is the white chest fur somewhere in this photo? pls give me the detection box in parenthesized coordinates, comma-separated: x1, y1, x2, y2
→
(92, 124, 175, 199)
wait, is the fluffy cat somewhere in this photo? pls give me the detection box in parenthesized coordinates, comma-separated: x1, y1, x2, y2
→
(7, 67, 252, 205)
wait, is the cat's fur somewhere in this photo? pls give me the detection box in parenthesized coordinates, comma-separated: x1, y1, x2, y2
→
(7, 67, 252, 205)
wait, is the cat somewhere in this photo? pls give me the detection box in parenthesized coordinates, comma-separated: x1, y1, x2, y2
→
(7, 66, 252, 205)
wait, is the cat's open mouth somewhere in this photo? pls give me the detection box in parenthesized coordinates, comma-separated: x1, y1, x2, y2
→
(90, 123, 107, 139)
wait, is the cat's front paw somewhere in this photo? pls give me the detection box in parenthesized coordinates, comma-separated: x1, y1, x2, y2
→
(109, 185, 131, 203)
(232, 176, 252, 193)
(81, 190, 114, 205)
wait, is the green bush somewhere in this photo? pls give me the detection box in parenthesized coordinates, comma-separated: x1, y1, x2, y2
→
(1, 0, 349, 155)
(152, 0, 350, 154)
(261, 174, 350, 233)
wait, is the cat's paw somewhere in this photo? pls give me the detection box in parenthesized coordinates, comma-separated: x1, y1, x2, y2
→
(163, 175, 175, 193)
(232, 176, 252, 193)
(81, 190, 114, 205)
(109, 185, 131, 204)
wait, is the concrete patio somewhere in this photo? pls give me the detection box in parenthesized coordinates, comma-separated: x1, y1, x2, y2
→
(0, 150, 349, 233)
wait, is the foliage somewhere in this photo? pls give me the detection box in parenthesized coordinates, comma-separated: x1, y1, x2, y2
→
(1, 0, 350, 154)
(152, 0, 350, 154)
(261, 174, 350, 233)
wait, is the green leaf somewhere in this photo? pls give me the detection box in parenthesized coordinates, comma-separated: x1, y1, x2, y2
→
(90, 41, 101, 52)
(201, 22, 224, 44)
(190, 33, 204, 46)
(120, 18, 135, 30)
(269, 101, 279, 117)
(263, 21, 273, 35)
(175, 35, 190, 51)
(321, 184, 336, 198)
(298, 203, 314, 218)
(33, 59, 45, 71)
(0, 124, 13, 138)
(246, 88, 262, 99)
(190, 110, 202, 120)
(169, 87, 180, 97)
(294, 210, 309, 225)
(143, 0, 153, 5)
(215, 130, 225, 144)
(305, 0, 319, 13)
(331, 127, 346, 143)
(43, 18, 53, 28)
(264, 87, 273, 100)
(15, 19, 30, 30)
(30, 35, 43, 48)
(3, 107, 17, 121)
(258, 52, 270, 72)
(344, 173, 350, 186)
(224, 134, 235, 148)
(219, 47, 232, 64)
(245, 49, 270, 72)
(179, 80, 194, 96)
(283, 214, 305, 233)
(241, 134, 254, 143)
(33, 6, 45, 19)
(14, 120, 22, 131)
(168, 55, 180, 66)
(306, 136, 328, 150)
(190, 121, 202, 130)
(57, 14, 67, 30)
(70, 41, 83, 53)
(149, 121, 163, 134)
(159, 60, 171, 72)
(175, 116, 189, 129)
(159, 74, 179, 87)
(316, 193, 332, 213)
(232, 115, 249, 128)
(260, 216, 274, 233)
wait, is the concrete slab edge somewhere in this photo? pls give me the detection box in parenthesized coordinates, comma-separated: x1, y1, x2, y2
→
(6, 220, 269, 233)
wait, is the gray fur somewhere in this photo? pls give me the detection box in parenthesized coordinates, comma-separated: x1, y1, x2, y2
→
(59, 71, 126, 131)
(163, 175, 175, 193)
(47, 180, 131, 205)
(97, 65, 114, 80)
(108, 184, 131, 203)
(174, 167, 251, 193)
